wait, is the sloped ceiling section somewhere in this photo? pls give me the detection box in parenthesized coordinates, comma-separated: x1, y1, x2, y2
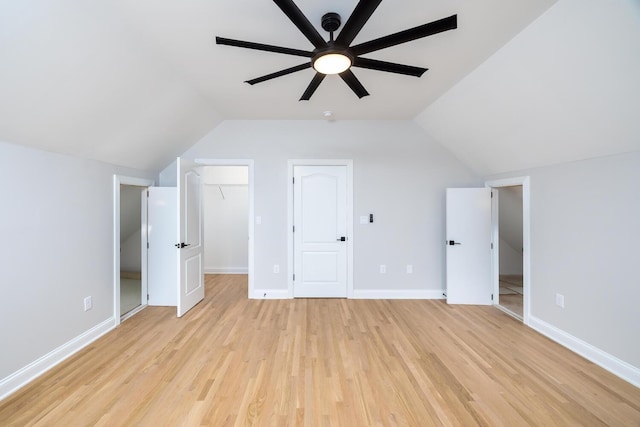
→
(0, 1, 222, 171)
(415, 0, 640, 177)
(113, 0, 556, 120)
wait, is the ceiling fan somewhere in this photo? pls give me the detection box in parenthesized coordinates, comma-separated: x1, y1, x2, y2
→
(216, 0, 457, 101)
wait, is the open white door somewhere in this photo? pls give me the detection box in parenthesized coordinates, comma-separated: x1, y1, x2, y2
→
(177, 158, 204, 317)
(148, 187, 178, 306)
(446, 188, 492, 305)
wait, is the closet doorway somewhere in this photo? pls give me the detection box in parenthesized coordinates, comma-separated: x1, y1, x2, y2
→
(496, 185, 524, 317)
(202, 165, 251, 288)
(113, 175, 154, 324)
(195, 159, 255, 298)
(486, 177, 531, 324)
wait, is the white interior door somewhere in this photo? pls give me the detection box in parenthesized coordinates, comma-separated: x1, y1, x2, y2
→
(293, 165, 347, 298)
(446, 188, 492, 305)
(177, 158, 204, 317)
(148, 187, 177, 306)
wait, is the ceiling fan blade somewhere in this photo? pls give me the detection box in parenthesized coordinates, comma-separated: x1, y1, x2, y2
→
(273, 0, 326, 48)
(216, 37, 313, 58)
(351, 14, 457, 56)
(352, 57, 427, 77)
(245, 63, 311, 85)
(339, 70, 370, 98)
(335, 0, 383, 47)
(300, 73, 326, 101)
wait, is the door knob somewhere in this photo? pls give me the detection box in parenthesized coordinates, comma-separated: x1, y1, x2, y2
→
(337, 236, 347, 241)
(447, 240, 461, 246)
(175, 242, 191, 248)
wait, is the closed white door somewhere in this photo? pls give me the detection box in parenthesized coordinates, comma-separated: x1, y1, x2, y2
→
(446, 188, 492, 305)
(177, 158, 204, 317)
(148, 187, 177, 306)
(293, 166, 348, 298)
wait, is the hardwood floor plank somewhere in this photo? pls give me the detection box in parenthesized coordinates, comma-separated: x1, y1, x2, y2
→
(1, 274, 639, 426)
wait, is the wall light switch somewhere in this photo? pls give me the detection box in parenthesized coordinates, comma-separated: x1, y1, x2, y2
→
(255, 216, 262, 225)
(555, 293, 565, 308)
(379, 264, 386, 274)
(406, 264, 413, 274)
(273, 264, 280, 274)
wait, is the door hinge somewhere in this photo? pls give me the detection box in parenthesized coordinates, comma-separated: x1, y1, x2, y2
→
(491, 191, 493, 198)
(147, 189, 150, 197)
(491, 242, 493, 249)
(292, 177, 295, 184)
(147, 242, 149, 249)
(491, 293, 494, 301)
(293, 225, 295, 233)
(293, 274, 295, 281)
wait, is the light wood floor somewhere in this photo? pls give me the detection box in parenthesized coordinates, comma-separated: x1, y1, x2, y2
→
(1, 275, 639, 426)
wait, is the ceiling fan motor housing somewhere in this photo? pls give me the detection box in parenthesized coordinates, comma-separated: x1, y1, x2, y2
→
(321, 12, 341, 33)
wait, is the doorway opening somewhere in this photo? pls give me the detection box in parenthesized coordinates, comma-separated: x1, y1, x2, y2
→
(497, 185, 523, 318)
(203, 166, 249, 274)
(113, 175, 154, 325)
(486, 177, 531, 324)
(120, 185, 146, 319)
(195, 159, 255, 298)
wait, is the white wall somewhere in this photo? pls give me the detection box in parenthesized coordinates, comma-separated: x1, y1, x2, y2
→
(0, 141, 153, 389)
(203, 166, 248, 274)
(499, 238, 522, 276)
(486, 151, 640, 370)
(175, 120, 481, 295)
(120, 230, 142, 273)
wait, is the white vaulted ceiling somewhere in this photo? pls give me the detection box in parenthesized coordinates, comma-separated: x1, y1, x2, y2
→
(416, 0, 640, 176)
(0, 0, 557, 171)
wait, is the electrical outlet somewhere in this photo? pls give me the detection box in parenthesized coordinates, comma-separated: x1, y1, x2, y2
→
(406, 264, 413, 274)
(273, 264, 280, 274)
(379, 264, 386, 274)
(84, 296, 92, 311)
(555, 293, 565, 308)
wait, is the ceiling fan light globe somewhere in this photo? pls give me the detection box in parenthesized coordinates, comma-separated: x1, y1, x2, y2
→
(313, 53, 352, 75)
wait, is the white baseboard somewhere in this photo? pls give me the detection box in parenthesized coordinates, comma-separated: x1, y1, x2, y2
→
(0, 317, 116, 401)
(251, 289, 290, 299)
(351, 289, 446, 299)
(529, 316, 640, 388)
(205, 267, 248, 274)
(249, 289, 446, 300)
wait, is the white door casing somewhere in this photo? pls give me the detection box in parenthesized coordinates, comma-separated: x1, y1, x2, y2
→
(446, 188, 493, 305)
(148, 187, 178, 306)
(293, 165, 348, 298)
(177, 158, 204, 317)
